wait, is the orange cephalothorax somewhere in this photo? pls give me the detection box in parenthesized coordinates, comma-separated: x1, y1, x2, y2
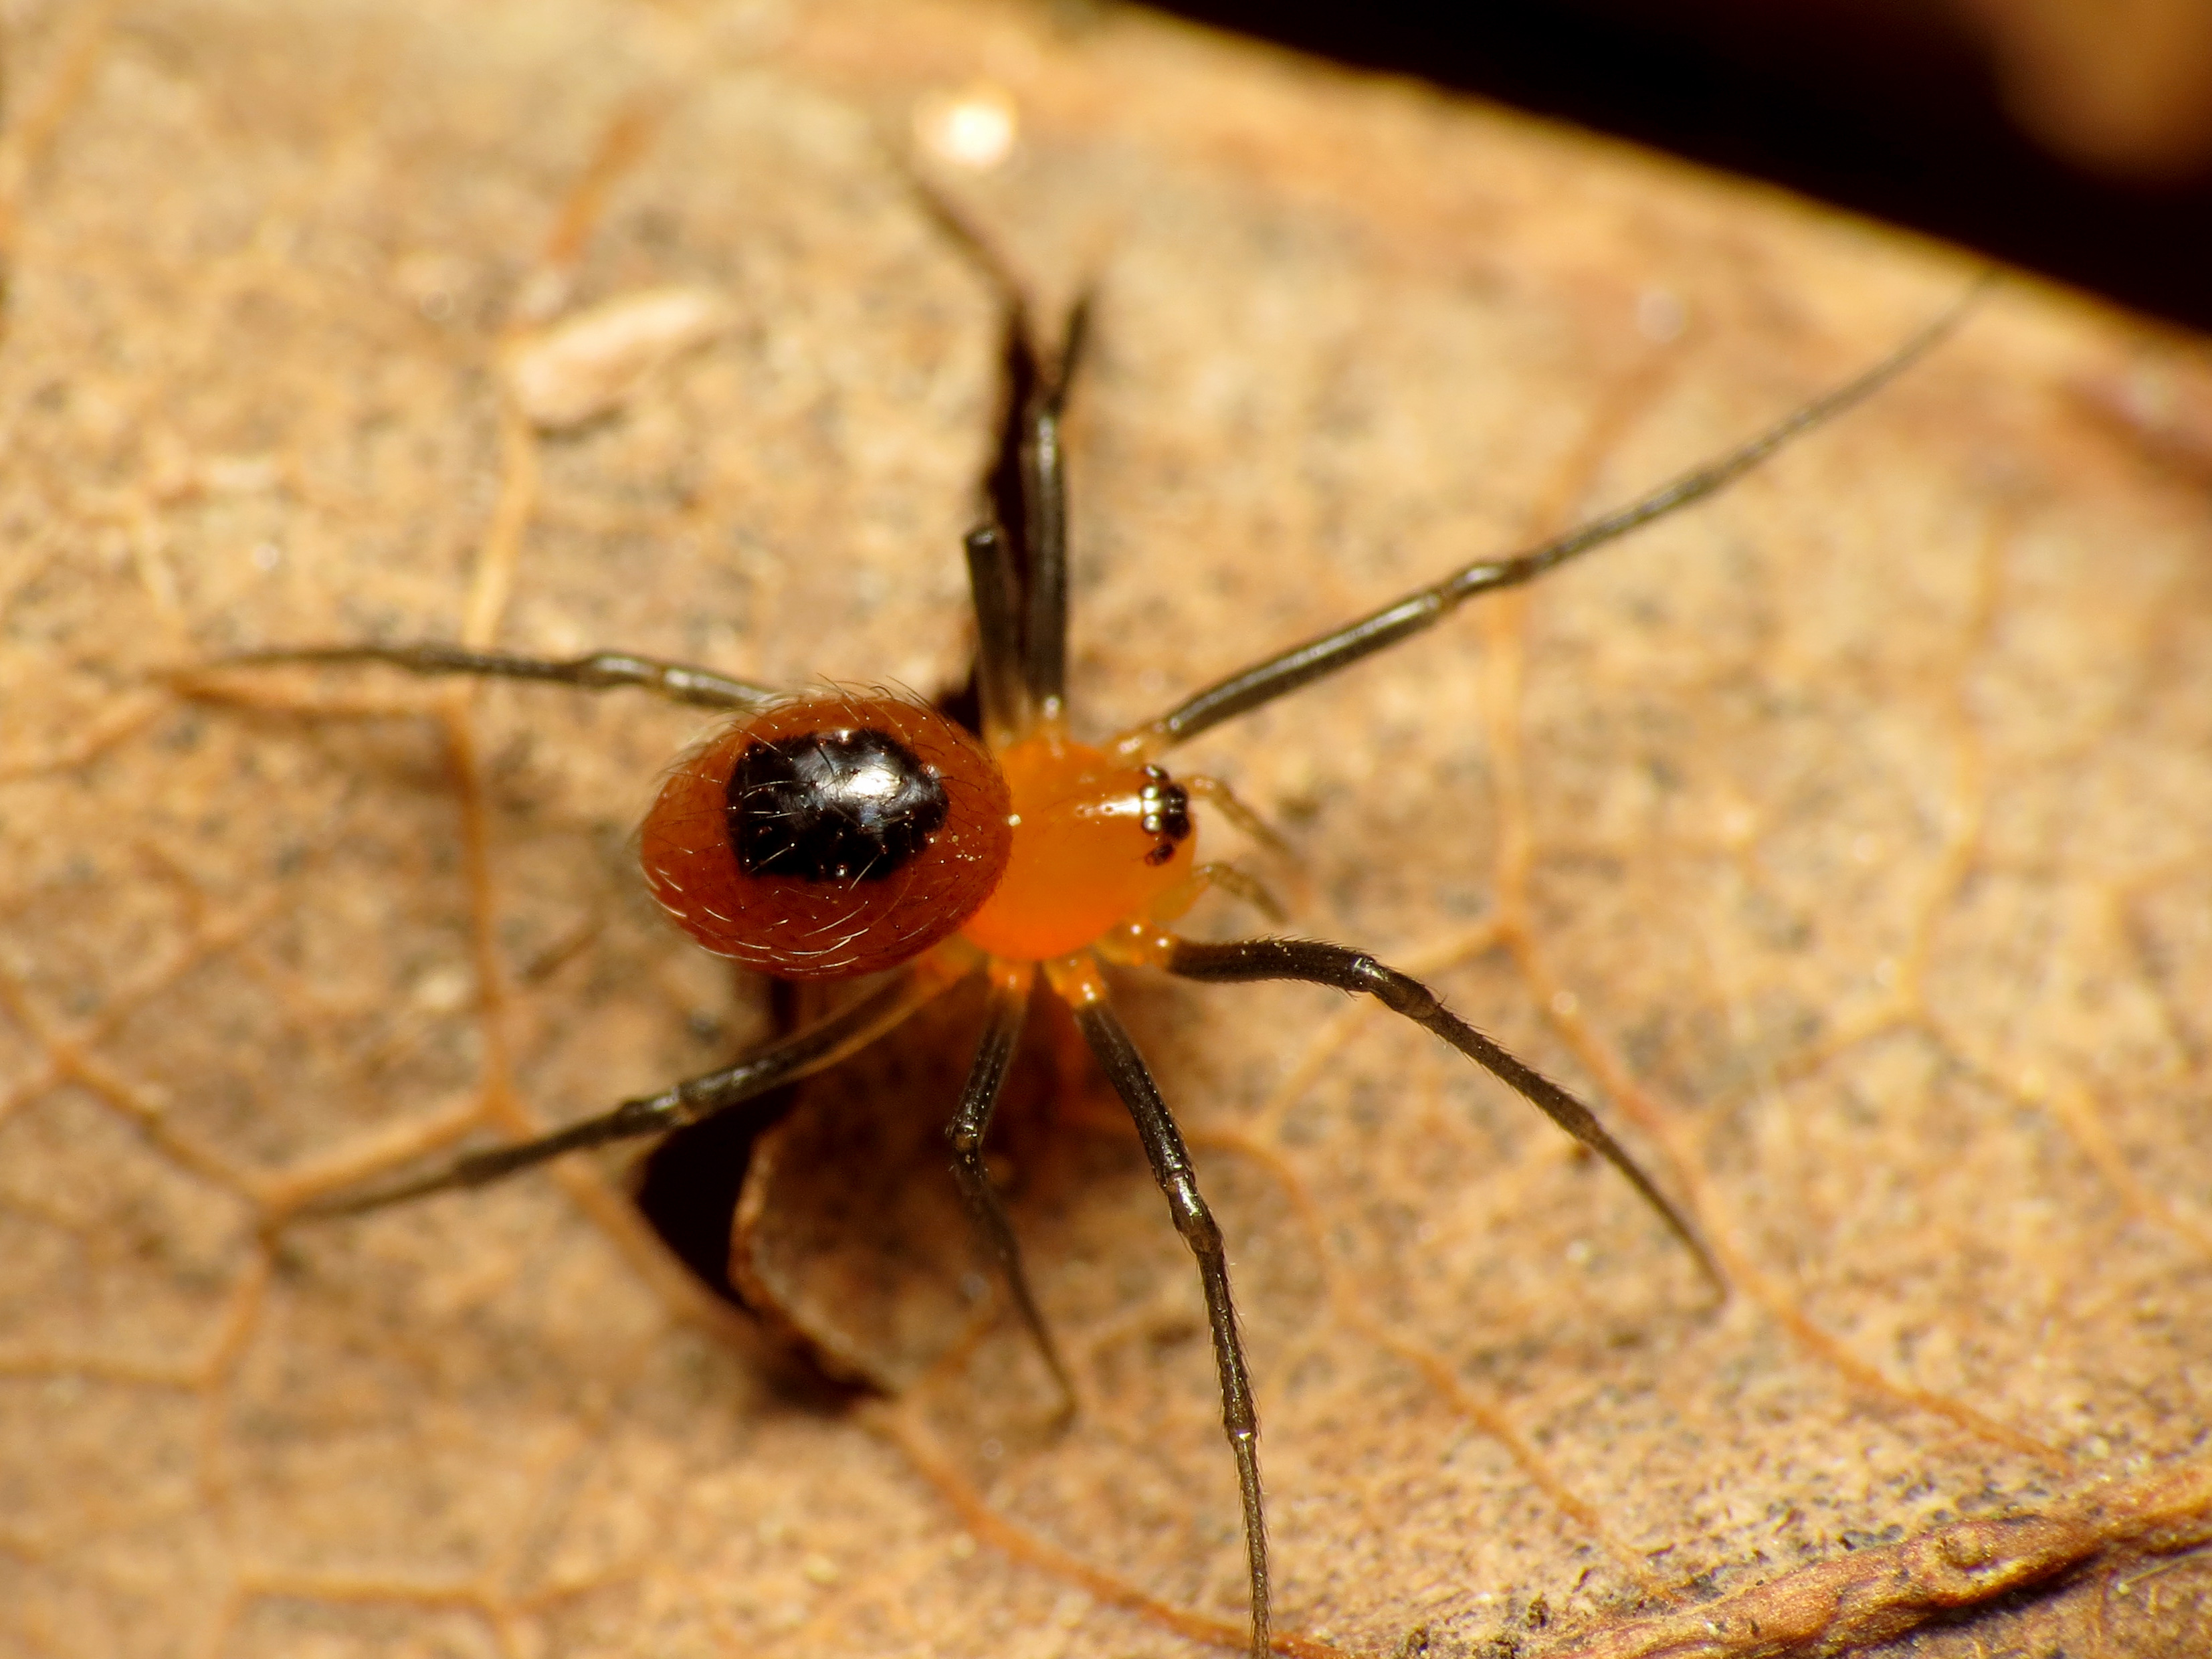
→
(640, 690, 1011, 978)
(959, 729, 1193, 963)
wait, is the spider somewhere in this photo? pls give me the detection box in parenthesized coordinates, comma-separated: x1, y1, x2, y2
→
(216, 229, 1974, 1656)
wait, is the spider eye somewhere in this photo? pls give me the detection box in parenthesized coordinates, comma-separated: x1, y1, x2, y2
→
(641, 692, 1011, 978)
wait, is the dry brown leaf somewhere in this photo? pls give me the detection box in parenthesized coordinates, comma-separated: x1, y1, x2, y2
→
(3, 2, 2209, 1656)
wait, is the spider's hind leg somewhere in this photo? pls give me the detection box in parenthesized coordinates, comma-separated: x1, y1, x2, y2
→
(944, 961, 1079, 1418)
(1050, 954, 1274, 1659)
(289, 963, 957, 1221)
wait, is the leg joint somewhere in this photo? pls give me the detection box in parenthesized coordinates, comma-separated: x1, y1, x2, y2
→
(1166, 1178, 1222, 1253)
(1354, 955, 1435, 1019)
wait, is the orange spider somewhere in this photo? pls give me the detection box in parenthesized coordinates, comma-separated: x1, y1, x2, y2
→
(225, 256, 1975, 1656)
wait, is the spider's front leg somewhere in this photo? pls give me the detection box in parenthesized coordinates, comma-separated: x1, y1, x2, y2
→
(204, 640, 777, 711)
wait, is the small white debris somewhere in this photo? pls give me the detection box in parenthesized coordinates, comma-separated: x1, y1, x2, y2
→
(1637, 287, 1688, 343)
(203, 454, 282, 495)
(410, 964, 474, 1013)
(914, 83, 1019, 171)
(392, 249, 480, 324)
(507, 286, 735, 431)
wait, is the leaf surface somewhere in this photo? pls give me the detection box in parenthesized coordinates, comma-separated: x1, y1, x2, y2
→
(3, 2, 2208, 1655)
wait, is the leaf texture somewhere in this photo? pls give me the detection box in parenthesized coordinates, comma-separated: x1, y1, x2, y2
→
(1, 1, 2208, 1655)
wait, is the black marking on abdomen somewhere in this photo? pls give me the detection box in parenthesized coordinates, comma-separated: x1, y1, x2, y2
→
(728, 728, 950, 882)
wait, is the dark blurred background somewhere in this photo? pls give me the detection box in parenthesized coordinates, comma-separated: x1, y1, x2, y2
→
(1158, 0, 2212, 332)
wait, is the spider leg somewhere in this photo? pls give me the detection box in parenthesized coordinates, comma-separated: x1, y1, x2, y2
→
(1188, 862, 1288, 927)
(964, 524, 1033, 747)
(1018, 296, 1088, 720)
(1165, 935, 1724, 1292)
(296, 961, 961, 1218)
(1183, 775, 1296, 861)
(1118, 279, 1990, 756)
(208, 642, 777, 711)
(910, 169, 1090, 730)
(1058, 964, 1272, 1659)
(945, 962, 1078, 1417)
(957, 294, 1090, 743)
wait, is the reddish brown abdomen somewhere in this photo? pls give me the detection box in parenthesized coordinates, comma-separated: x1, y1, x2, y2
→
(640, 691, 1012, 979)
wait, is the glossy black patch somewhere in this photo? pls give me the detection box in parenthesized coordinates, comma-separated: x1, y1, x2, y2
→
(727, 728, 950, 882)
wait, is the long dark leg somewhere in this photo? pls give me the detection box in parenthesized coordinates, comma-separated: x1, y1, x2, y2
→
(1167, 936, 1724, 1291)
(1072, 995, 1270, 1658)
(964, 524, 1033, 745)
(1019, 298, 1088, 722)
(1121, 282, 1988, 754)
(945, 967, 1078, 1413)
(298, 966, 953, 1217)
(909, 172, 1089, 729)
(208, 642, 777, 712)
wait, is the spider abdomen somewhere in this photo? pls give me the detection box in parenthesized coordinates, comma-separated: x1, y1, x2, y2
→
(641, 692, 1012, 978)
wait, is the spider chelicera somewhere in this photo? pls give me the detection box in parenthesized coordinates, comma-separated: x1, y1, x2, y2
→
(221, 230, 1974, 1656)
